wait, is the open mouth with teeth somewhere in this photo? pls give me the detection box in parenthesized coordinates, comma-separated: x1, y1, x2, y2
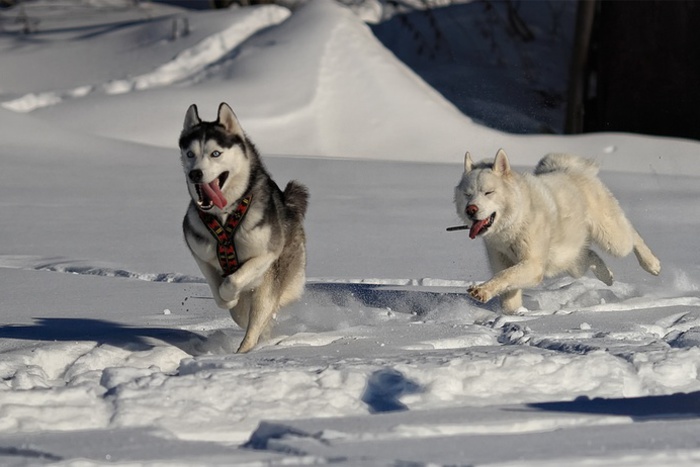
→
(194, 172, 229, 210)
(469, 212, 496, 239)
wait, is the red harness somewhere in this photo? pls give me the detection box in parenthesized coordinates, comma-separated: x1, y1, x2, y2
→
(197, 195, 253, 277)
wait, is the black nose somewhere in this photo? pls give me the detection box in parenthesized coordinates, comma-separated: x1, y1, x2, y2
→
(189, 169, 203, 183)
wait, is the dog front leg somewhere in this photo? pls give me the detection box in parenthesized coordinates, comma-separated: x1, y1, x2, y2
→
(237, 271, 278, 353)
(191, 256, 239, 309)
(484, 250, 523, 312)
(219, 252, 277, 303)
(469, 260, 544, 308)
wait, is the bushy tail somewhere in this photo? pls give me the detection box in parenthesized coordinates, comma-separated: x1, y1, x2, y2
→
(535, 153, 599, 176)
(283, 181, 309, 220)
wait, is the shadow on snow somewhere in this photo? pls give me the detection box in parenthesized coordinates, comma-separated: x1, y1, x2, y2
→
(361, 368, 423, 413)
(305, 282, 482, 316)
(0, 317, 207, 354)
(527, 391, 700, 421)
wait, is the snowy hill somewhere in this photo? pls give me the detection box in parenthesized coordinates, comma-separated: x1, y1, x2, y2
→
(1, 1, 700, 465)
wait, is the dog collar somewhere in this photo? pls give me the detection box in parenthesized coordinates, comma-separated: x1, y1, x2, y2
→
(197, 195, 253, 277)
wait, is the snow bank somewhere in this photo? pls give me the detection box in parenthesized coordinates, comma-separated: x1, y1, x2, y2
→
(2, 5, 290, 111)
(1, 0, 700, 465)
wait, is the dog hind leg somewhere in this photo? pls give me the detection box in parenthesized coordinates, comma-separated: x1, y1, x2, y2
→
(277, 235, 307, 309)
(229, 292, 251, 330)
(278, 262, 306, 309)
(582, 176, 639, 258)
(584, 249, 614, 286)
(586, 183, 661, 276)
(500, 289, 523, 314)
(632, 230, 661, 276)
(588, 204, 635, 258)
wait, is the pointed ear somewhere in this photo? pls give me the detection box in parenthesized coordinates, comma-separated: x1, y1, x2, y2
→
(216, 102, 244, 134)
(464, 151, 473, 173)
(183, 104, 201, 130)
(493, 148, 511, 175)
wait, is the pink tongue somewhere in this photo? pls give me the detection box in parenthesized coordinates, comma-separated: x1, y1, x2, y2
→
(201, 180, 227, 209)
(469, 218, 490, 239)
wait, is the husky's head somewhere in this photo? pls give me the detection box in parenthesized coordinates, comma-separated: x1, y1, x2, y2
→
(179, 102, 251, 212)
(454, 148, 513, 240)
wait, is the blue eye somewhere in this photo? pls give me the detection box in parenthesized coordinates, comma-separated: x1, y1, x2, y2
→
(211, 150, 221, 158)
(186, 151, 195, 158)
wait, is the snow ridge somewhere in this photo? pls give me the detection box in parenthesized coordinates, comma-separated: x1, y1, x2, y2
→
(0, 255, 203, 283)
(1, 5, 290, 112)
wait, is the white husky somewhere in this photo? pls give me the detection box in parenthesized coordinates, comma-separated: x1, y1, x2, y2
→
(453, 149, 661, 313)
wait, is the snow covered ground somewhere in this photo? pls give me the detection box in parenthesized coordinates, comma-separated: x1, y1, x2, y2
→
(1, 1, 700, 465)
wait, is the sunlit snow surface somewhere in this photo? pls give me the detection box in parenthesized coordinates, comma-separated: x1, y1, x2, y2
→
(1, 1, 700, 465)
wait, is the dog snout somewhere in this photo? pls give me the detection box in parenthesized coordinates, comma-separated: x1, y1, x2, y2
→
(466, 204, 479, 217)
(189, 169, 203, 183)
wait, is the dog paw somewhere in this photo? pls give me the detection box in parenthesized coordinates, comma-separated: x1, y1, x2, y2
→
(237, 338, 256, 354)
(214, 295, 239, 310)
(219, 283, 240, 308)
(634, 248, 661, 276)
(643, 257, 661, 276)
(218, 293, 239, 309)
(219, 277, 240, 300)
(468, 285, 493, 303)
(593, 266, 614, 286)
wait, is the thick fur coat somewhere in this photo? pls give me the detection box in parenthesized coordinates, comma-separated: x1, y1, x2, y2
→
(180, 103, 308, 352)
(454, 149, 661, 313)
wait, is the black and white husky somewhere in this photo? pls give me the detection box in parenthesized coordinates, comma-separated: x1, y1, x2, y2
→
(180, 102, 308, 353)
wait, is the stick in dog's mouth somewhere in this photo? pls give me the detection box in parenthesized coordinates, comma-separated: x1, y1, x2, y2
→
(446, 212, 496, 238)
